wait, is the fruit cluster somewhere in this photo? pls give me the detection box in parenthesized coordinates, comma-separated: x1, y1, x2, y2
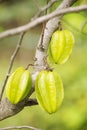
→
(5, 29, 75, 114)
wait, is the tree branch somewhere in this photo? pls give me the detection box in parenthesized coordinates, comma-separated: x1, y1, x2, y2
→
(33, 0, 58, 19)
(25, 98, 38, 106)
(0, 32, 25, 101)
(0, 98, 38, 121)
(0, 125, 40, 130)
(0, 5, 87, 39)
(0, 0, 84, 122)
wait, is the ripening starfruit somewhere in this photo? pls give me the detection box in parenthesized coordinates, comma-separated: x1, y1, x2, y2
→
(48, 29, 75, 64)
(5, 67, 32, 104)
(35, 70, 64, 114)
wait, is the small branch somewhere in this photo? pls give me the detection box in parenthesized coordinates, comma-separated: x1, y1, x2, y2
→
(0, 125, 40, 130)
(0, 32, 25, 101)
(25, 98, 38, 106)
(0, 5, 87, 39)
(33, 0, 58, 19)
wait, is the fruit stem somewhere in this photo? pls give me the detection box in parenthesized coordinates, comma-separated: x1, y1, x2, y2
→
(25, 64, 34, 70)
(58, 21, 62, 31)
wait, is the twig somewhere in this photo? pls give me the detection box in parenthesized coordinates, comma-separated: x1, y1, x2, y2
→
(37, 0, 50, 52)
(25, 64, 34, 70)
(25, 98, 38, 106)
(0, 125, 40, 130)
(0, 5, 87, 39)
(0, 32, 25, 101)
(33, 0, 58, 19)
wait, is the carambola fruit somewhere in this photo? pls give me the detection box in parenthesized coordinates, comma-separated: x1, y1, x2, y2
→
(5, 67, 32, 104)
(48, 30, 75, 64)
(35, 70, 64, 114)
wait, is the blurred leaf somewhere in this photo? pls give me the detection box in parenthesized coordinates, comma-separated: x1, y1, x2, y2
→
(0, 26, 4, 32)
(62, 13, 87, 34)
(60, 106, 84, 129)
(78, 0, 87, 5)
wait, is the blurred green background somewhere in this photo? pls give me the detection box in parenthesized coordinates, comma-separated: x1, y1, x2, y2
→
(0, 0, 87, 130)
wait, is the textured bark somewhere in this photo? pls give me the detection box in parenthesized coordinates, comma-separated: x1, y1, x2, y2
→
(0, 98, 25, 121)
(0, 97, 38, 121)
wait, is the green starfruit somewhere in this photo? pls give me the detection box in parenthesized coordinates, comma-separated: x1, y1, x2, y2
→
(48, 30, 75, 64)
(5, 67, 32, 104)
(35, 70, 64, 114)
